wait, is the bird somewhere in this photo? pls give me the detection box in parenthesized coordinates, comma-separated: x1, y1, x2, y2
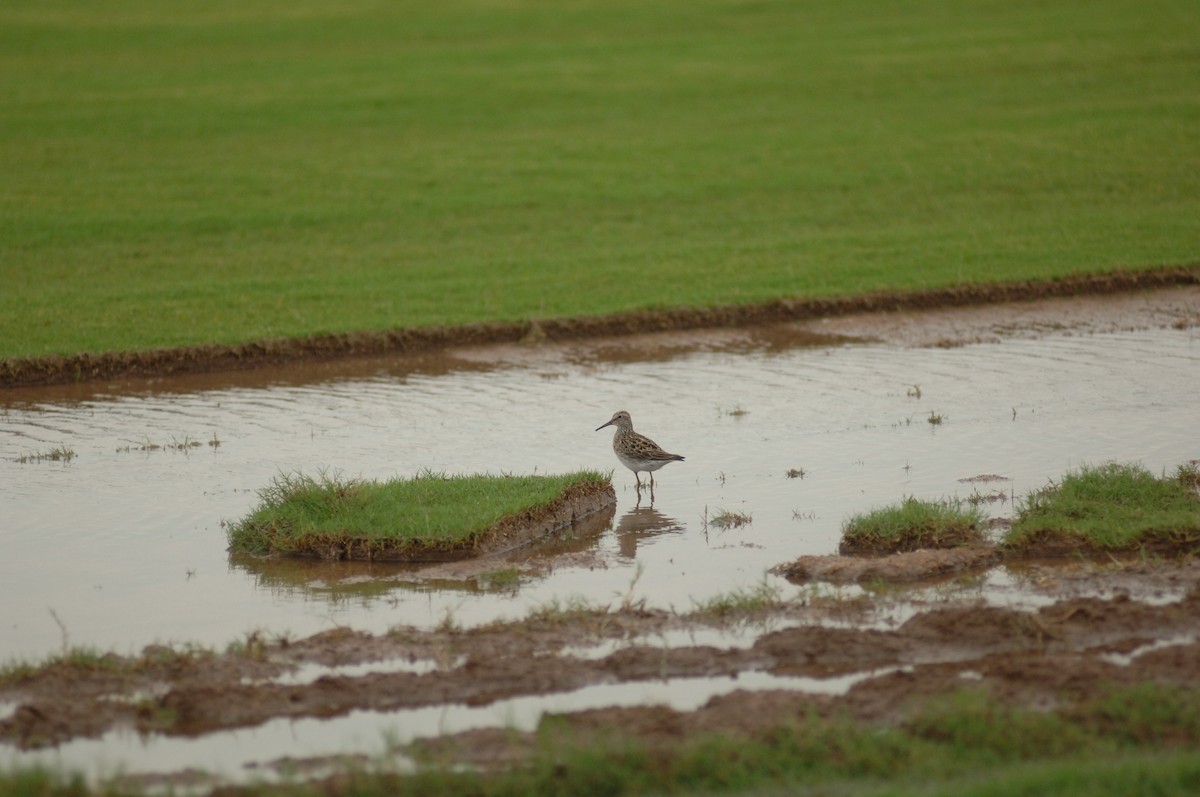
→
(595, 410, 685, 492)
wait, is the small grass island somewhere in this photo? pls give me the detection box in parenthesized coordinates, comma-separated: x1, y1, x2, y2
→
(1005, 462, 1200, 556)
(227, 470, 614, 562)
(840, 497, 987, 555)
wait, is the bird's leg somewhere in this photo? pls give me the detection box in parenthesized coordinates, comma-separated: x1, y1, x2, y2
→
(634, 472, 643, 490)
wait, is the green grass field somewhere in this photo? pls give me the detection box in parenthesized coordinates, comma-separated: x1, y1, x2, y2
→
(2, 0, 1197, 359)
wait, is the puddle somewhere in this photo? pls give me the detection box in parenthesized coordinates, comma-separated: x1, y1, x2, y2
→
(2, 317, 1198, 664)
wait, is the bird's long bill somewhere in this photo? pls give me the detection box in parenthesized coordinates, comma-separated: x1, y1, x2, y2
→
(595, 419, 614, 431)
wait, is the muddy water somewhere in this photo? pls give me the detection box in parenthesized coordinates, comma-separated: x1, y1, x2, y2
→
(1, 316, 1198, 667)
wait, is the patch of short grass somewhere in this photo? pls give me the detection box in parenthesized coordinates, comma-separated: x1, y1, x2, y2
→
(1, 0, 1198, 360)
(689, 581, 783, 621)
(1005, 462, 1200, 553)
(226, 469, 610, 557)
(0, 643, 211, 691)
(842, 497, 986, 554)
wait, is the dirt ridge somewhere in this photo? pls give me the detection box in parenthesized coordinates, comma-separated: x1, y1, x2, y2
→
(4, 266, 1197, 388)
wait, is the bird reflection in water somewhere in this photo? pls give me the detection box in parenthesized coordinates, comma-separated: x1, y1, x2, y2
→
(614, 503, 686, 559)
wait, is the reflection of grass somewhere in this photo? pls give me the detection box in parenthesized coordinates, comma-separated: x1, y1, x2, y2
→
(1005, 463, 1200, 553)
(3, 0, 1197, 360)
(227, 469, 609, 557)
(842, 497, 985, 553)
(481, 568, 521, 591)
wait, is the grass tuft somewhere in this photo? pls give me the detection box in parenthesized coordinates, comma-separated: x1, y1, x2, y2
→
(226, 469, 610, 558)
(1004, 462, 1200, 554)
(689, 581, 782, 620)
(707, 508, 753, 530)
(841, 497, 985, 554)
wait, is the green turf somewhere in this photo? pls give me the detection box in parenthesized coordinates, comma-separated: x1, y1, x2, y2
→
(1005, 462, 1200, 552)
(1, 0, 1197, 359)
(842, 496, 987, 553)
(226, 469, 610, 556)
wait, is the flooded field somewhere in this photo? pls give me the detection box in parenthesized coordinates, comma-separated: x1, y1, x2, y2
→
(1, 287, 1198, 785)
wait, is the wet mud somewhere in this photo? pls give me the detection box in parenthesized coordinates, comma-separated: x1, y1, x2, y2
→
(4, 560, 1200, 761)
(772, 543, 1004, 584)
(3, 266, 1196, 389)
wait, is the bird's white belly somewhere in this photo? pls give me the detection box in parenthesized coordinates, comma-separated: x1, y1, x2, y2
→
(616, 450, 670, 473)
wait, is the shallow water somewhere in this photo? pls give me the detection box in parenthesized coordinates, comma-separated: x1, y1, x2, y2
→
(2, 316, 1200, 782)
(2, 323, 1199, 665)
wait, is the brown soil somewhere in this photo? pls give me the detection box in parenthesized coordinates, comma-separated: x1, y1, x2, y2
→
(2, 266, 1196, 389)
(3, 280, 1199, 786)
(772, 543, 1003, 584)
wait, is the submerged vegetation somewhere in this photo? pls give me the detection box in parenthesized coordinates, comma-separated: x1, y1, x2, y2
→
(705, 507, 754, 531)
(11, 446, 75, 464)
(226, 470, 612, 559)
(1005, 463, 1200, 554)
(841, 497, 986, 554)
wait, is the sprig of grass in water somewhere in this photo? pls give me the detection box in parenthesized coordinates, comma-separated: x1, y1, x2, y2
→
(13, 446, 75, 463)
(706, 508, 753, 530)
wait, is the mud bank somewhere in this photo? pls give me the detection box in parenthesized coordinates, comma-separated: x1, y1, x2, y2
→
(3, 267, 1197, 388)
(5, 559, 1200, 754)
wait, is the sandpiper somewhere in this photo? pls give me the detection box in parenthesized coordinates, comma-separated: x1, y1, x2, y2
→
(595, 410, 685, 491)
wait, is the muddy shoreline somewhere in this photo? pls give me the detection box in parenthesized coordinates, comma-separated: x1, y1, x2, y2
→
(4, 558, 1200, 756)
(4, 267, 1197, 389)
